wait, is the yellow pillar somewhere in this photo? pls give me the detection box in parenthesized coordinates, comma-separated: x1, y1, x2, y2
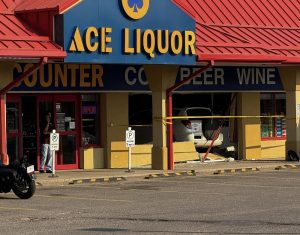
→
(280, 67, 300, 160)
(101, 93, 128, 168)
(237, 92, 261, 160)
(144, 65, 178, 170)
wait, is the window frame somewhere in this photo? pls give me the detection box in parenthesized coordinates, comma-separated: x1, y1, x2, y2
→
(261, 92, 286, 141)
(80, 94, 102, 148)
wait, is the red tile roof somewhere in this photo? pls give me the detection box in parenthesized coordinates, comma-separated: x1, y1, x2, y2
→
(173, 0, 300, 63)
(0, 0, 65, 60)
(14, 0, 80, 13)
(1, 0, 299, 63)
(0, 0, 16, 13)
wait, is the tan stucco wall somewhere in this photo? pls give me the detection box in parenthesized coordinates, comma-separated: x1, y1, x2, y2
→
(259, 140, 285, 160)
(100, 93, 129, 168)
(110, 141, 198, 168)
(237, 92, 261, 160)
(280, 67, 300, 159)
(144, 65, 179, 170)
(79, 147, 105, 169)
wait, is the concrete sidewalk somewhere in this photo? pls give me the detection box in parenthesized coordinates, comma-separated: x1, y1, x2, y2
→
(35, 160, 300, 186)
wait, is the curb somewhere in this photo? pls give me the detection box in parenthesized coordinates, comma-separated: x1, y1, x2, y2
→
(69, 177, 126, 184)
(213, 167, 260, 175)
(144, 170, 196, 179)
(274, 164, 300, 170)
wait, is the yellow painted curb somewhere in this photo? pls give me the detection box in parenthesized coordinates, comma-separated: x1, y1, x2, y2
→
(69, 177, 126, 184)
(145, 170, 196, 179)
(275, 164, 300, 170)
(213, 167, 260, 175)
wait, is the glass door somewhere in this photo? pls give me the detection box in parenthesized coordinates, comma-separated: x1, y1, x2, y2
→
(37, 94, 79, 170)
(37, 95, 53, 170)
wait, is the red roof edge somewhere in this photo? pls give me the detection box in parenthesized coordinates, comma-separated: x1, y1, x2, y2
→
(197, 54, 287, 64)
(0, 49, 66, 59)
(14, 0, 81, 14)
(15, 7, 59, 14)
(171, 0, 196, 19)
(59, 0, 81, 14)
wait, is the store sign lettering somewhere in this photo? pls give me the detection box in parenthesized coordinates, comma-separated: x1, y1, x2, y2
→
(69, 27, 196, 59)
(123, 66, 283, 91)
(236, 68, 276, 85)
(125, 67, 148, 86)
(63, 0, 196, 64)
(180, 67, 278, 86)
(82, 105, 97, 115)
(12, 64, 283, 92)
(13, 64, 104, 89)
(179, 67, 225, 86)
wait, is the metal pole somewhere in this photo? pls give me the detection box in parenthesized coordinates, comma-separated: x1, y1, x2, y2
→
(167, 93, 174, 170)
(50, 129, 58, 178)
(128, 146, 132, 172)
(128, 127, 132, 172)
(166, 61, 214, 170)
(0, 94, 8, 165)
(52, 149, 56, 176)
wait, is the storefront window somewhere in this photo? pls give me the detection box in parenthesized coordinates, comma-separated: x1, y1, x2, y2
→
(261, 93, 286, 139)
(81, 95, 100, 146)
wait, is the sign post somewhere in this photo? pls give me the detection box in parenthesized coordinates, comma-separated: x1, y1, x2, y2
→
(49, 129, 59, 177)
(126, 127, 135, 172)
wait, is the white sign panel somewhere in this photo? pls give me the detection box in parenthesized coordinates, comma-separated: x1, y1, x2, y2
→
(297, 104, 300, 116)
(50, 132, 60, 151)
(69, 121, 75, 129)
(126, 129, 135, 147)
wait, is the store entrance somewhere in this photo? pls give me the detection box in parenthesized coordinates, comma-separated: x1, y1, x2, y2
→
(38, 95, 79, 170)
(7, 94, 79, 170)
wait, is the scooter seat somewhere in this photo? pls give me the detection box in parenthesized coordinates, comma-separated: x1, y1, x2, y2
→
(0, 167, 17, 178)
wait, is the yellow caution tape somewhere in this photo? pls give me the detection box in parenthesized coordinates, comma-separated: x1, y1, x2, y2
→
(115, 115, 287, 127)
(153, 115, 286, 125)
(161, 115, 286, 120)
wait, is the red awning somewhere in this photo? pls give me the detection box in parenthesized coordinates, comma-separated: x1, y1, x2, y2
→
(0, 1, 66, 60)
(173, 0, 300, 64)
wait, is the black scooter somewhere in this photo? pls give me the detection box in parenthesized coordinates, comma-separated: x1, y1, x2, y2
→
(0, 157, 36, 199)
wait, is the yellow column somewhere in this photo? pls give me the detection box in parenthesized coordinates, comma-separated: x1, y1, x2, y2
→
(101, 93, 128, 168)
(144, 65, 178, 170)
(237, 92, 261, 160)
(280, 68, 300, 159)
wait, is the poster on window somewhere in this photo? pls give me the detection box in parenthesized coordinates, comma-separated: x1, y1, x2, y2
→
(56, 112, 65, 131)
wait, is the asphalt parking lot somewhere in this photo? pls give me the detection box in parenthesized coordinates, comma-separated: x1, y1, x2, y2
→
(1, 169, 300, 234)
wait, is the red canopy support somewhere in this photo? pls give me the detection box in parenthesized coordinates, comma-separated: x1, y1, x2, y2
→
(0, 95, 7, 164)
(166, 61, 214, 170)
(0, 57, 48, 164)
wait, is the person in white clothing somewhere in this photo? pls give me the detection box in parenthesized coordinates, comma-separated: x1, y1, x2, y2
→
(39, 112, 53, 173)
